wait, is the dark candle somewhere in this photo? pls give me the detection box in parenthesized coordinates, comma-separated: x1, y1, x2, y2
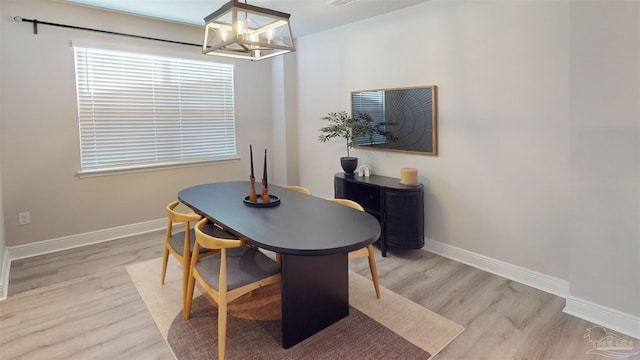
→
(250, 144, 254, 178)
(263, 148, 268, 188)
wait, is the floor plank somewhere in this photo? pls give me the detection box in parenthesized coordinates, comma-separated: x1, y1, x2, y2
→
(349, 248, 640, 360)
(2, 267, 172, 359)
(2, 233, 638, 359)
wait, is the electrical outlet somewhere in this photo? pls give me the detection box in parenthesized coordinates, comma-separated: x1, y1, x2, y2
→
(18, 211, 31, 225)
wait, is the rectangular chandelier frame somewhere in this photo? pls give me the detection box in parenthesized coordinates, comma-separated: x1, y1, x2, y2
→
(203, 0, 295, 60)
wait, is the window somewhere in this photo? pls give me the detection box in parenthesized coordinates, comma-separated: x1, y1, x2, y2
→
(74, 47, 236, 175)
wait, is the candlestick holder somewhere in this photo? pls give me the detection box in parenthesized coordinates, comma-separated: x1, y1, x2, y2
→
(243, 178, 280, 207)
(248, 176, 258, 202)
(261, 179, 270, 203)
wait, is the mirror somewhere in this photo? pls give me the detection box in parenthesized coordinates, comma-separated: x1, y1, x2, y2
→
(351, 85, 437, 155)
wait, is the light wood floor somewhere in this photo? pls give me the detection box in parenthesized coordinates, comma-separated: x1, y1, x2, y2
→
(1, 232, 638, 359)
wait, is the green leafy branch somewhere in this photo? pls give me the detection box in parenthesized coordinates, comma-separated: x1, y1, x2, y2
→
(318, 111, 374, 158)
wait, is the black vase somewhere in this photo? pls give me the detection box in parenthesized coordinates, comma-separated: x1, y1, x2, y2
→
(340, 157, 358, 177)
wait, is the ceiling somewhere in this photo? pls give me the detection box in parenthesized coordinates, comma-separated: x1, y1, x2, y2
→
(57, 0, 431, 37)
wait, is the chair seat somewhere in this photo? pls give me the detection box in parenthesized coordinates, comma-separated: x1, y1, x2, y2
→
(169, 223, 235, 257)
(195, 247, 281, 291)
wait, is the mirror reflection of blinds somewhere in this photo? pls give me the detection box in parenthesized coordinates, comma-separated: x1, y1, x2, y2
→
(351, 91, 385, 145)
(74, 47, 236, 174)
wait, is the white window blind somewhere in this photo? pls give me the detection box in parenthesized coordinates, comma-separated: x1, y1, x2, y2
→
(74, 47, 236, 174)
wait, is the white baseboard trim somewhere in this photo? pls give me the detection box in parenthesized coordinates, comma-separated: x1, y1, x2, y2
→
(0, 250, 9, 301)
(7, 218, 166, 261)
(1, 218, 165, 300)
(424, 238, 570, 298)
(564, 296, 640, 339)
(424, 238, 640, 339)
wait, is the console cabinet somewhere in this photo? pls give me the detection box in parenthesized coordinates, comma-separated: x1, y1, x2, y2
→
(334, 173, 424, 256)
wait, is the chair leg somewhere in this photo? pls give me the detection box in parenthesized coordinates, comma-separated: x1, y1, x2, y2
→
(184, 270, 196, 319)
(366, 245, 381, 299)
(218, 294, 228, 360)
(182, 258, 189, 314)
(161, 246, 169, 285)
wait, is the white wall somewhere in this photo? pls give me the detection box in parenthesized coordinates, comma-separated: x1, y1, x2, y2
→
(567, 1, 639, 319)
(0, 0, 275, 248)
(294, 0, 639, 327)
(271, 55, 301, 187)
(0, 4, 6, 296)
(0, 171, 5, 298)
(297, 0, 570, 279)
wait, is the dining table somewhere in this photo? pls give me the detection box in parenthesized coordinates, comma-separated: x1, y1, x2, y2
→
(178, 181, 381, 348)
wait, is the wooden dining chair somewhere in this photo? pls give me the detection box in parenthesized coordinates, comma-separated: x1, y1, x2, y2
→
(328, 198, 381, 299)
(283, 185, 312, 195)
(185, 218, 282, 360)
(161, 201, 216, 314)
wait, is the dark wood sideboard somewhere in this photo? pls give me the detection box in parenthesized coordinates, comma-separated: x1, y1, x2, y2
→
(334, 173, 424, 256)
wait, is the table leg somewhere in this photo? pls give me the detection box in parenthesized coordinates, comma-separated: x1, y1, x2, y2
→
(280, 252, 349, 349)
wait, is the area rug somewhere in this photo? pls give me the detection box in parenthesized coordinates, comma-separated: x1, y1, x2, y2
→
(127, 258, 464, 359)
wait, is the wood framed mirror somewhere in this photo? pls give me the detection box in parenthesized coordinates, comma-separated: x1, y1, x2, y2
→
(351, 85, 437, 155)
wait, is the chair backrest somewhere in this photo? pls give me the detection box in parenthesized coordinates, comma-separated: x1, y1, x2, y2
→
(283, 185, 312, 195)
(166, 201, 201, 248)
(194, 218, 245, 251)
(166, 200, 201, 223)
(327, 198, 364, 212)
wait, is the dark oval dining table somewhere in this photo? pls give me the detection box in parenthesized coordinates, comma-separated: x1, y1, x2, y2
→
(178, 181, 381, 348)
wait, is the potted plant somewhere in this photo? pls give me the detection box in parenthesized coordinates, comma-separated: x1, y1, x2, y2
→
(318, 111, 373, 176)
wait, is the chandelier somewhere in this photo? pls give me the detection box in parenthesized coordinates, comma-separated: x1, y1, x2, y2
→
(203, 0, 295, 60)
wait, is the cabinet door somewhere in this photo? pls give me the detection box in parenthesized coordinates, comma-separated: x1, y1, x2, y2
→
(344, 182, 381, 216)
(334, 177, 345, 198)
(384, 189, 424, 249)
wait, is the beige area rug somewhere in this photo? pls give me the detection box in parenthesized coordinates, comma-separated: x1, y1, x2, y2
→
(127, 258, 464, 359)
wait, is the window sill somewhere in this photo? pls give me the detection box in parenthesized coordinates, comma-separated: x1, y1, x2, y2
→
(76, 157, 240, 178)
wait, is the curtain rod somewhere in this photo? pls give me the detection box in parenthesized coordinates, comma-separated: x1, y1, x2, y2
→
(13, 16, 201, 48)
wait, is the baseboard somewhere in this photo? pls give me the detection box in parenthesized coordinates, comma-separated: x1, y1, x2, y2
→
(0, 250, 9, 301)
(7, 218, 166, 261)
(424, 238, 569, 298)
(564, 296, 640, 339)
(424, 238, 640, 339)
(1, 218, 165, 300)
